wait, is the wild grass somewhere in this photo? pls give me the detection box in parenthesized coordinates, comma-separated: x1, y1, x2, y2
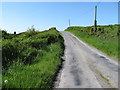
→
(3, 43, 63, 88)
(2, 27, 64, 88)
(65, 24, 119, 60)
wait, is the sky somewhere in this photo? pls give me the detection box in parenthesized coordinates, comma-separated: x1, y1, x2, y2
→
(1, 2, 118, 33)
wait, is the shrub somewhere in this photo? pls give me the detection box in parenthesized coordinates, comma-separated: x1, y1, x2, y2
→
(2, 39, 19, 69)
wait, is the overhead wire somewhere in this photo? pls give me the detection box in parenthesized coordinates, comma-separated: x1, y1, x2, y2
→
(69, 0, 102, 26)
(79, 0, 102, 17)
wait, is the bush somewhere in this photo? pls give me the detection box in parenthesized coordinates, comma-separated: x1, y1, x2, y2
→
(2, 27, 65, 88)
(2, 27, 63, 69)
(2, 39, 19, 69)
(19, 47, 38, 64)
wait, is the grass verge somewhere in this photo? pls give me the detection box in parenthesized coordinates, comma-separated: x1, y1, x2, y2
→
(65, 25, 118, 60)
(2, 27, 65, 88)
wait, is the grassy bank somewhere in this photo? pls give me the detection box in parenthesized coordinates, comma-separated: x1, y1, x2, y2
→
(2, 27, 64, 88)
(65, 24, 119, 60)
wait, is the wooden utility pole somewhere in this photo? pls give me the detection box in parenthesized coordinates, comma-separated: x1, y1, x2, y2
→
(69, 19, 70, 27)
(94, 6, 97, 32)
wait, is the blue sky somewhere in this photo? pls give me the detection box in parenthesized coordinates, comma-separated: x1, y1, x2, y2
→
(1, 2, 118, 33)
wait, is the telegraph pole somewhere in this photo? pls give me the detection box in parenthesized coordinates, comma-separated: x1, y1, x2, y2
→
(94, 6, 97, 31)
(69, 19, 70, 27)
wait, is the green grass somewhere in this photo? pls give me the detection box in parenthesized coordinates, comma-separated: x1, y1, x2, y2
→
(3, 42, 63, 88)
(2, 27, 64, 88)
(65, 24, 119, 60)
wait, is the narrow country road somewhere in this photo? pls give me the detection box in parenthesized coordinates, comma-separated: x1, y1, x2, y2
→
(54, 31, 118, 88)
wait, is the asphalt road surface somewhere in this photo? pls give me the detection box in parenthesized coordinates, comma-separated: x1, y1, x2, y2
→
(54, 31, 118, 88)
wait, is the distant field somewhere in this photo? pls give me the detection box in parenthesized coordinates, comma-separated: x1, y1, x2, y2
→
(65, 24, 119, 61)
(2, 27, 64, 88)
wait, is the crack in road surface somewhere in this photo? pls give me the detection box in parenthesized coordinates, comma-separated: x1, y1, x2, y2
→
(54, 31, 118, 88)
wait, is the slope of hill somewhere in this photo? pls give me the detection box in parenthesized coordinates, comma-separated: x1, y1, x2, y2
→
(65, 24, 119, 60)
(2, 27, 64, 88)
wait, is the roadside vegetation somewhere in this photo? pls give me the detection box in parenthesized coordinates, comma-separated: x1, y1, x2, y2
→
(65, 24, 119, 60)
(2, 27, 64, 88)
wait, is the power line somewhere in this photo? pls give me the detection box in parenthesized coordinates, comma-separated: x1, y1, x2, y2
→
(96, 0, 102, 6)
(78, 0, 102, 17)
(68, 1, 102, 26)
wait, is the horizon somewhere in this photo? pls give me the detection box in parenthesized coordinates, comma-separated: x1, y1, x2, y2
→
(2, 24, 119, 34)
(1, 2, 118, 34)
